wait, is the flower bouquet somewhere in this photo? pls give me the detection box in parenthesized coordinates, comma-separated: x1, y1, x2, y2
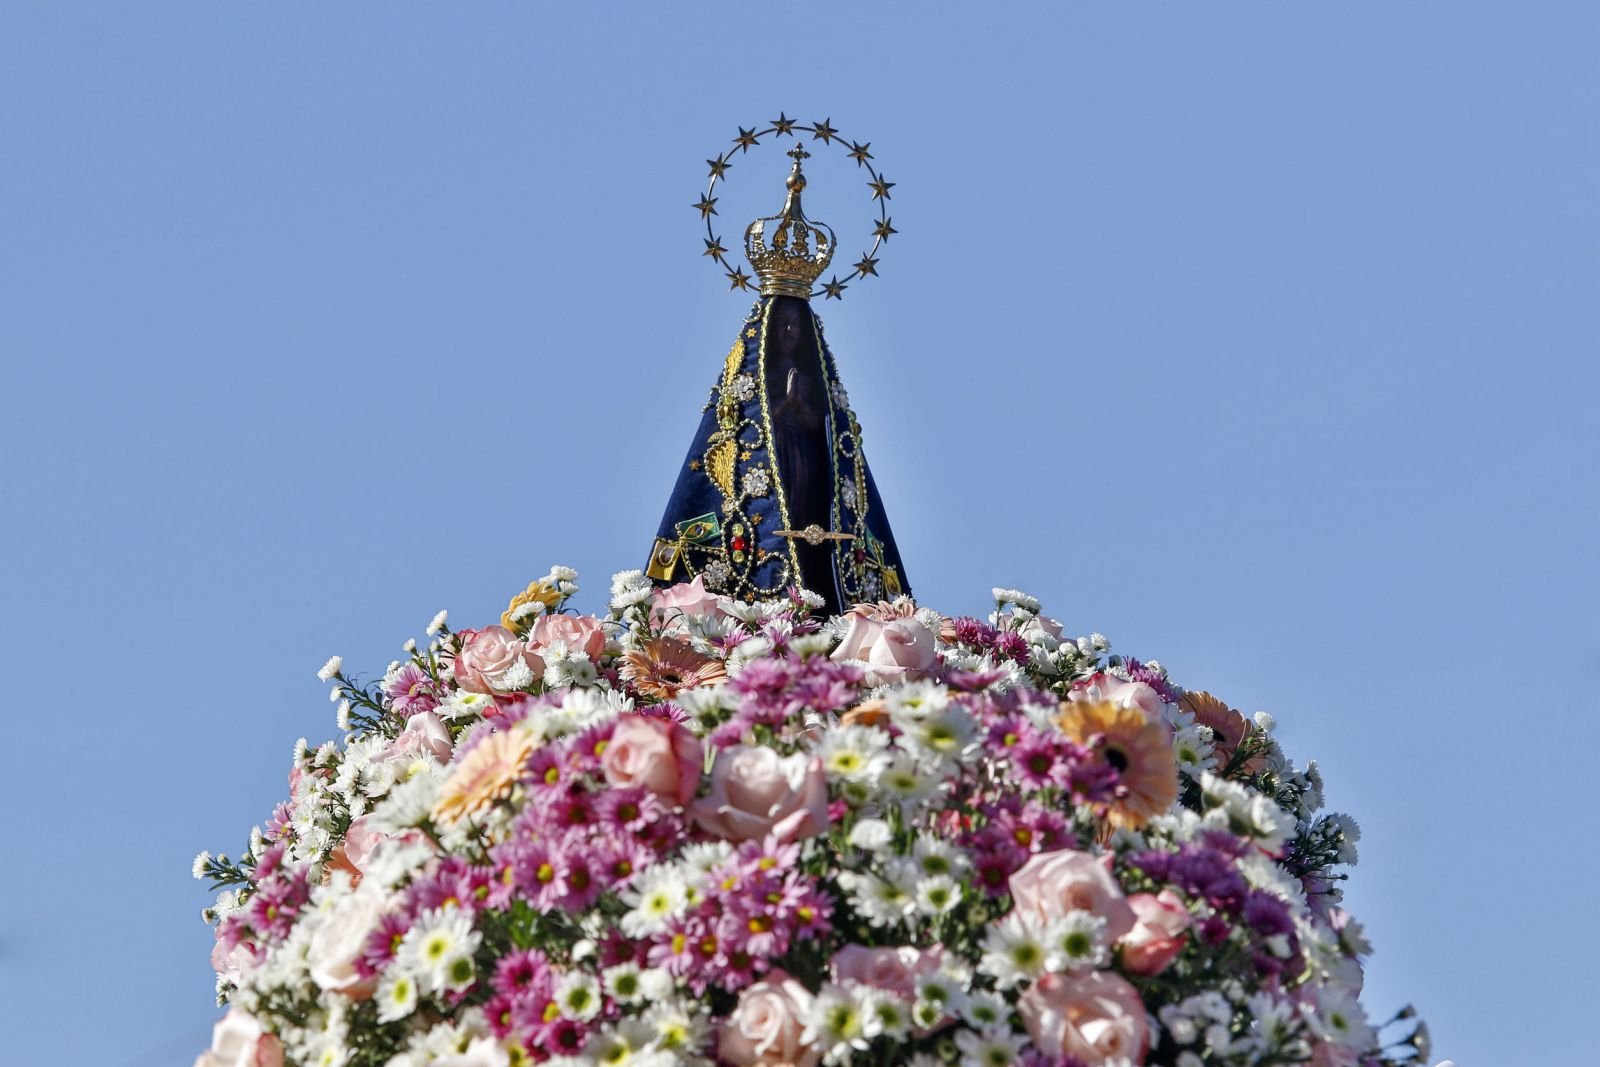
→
(193, 567, 1429, 1067)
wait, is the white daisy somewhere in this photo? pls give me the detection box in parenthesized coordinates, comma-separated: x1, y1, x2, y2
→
(914, 873, 963, 917)
(804, 983, 873, 1064)
(955, 1026, 1026, 1067)
(813, 724, 892, 784)
(1044, 910, 1110, 971)
(555, 970, 604, 1021)
(620, 866, 691, 937)
(979, 913, 1050, 988)
(375, 967, 419, 1023)
(399, 908, 481, 993)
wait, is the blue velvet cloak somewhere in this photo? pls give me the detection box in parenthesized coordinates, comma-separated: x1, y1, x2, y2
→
(646, 296, 910, 610)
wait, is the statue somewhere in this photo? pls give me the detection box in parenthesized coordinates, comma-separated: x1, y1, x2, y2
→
(646, 144, 910, 614)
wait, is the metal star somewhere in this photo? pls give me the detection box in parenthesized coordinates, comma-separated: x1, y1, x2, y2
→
(868, 176, 894, 200)
(702, 236, 728, 259)
(706, 153, 733, 179)
(854, 254, 880, 277)
(693, 194, 718, 218)
(770, 112, 797, 136)
(847, 141, 873, 165)
(726, 266, 754, 291)
(810, 118, 838, 143)
(873, 217, 898, 241)
(822, 276, 848, 300)
(733, 126, 761, 153)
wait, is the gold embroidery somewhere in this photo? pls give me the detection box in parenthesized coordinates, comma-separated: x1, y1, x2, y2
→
(706, 439, 736, 498)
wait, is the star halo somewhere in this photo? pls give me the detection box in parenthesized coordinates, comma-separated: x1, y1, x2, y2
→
(697, 114, 897, 300)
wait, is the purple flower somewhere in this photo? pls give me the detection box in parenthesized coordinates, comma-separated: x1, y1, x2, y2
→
(383, 662, 443, 716)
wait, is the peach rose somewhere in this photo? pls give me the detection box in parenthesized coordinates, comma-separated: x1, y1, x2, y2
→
(1067, 671, 1166, 723)
(452, 626, 544, 694)
(830, 614, 938, 685)
(1009, 849, 1136, 942)
(718, 968, 820, 1067)
(1017, 971, 1149, 1065)
(829, 944, 945, 1000)
(602, 715, 704, 806)
(526, 612, 607, 662)
(650, 575, 725, 630)
(1119, 890, 1191, 976)
(691, 746, 830, 843)
(379, 711, 453, 765)
(193, 1008, 284, 1067)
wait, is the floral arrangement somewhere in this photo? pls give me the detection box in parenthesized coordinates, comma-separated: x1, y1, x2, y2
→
(193, 567, 1430, 1067)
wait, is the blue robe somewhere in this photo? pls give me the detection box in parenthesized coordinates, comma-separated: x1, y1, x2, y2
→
(646, 295, 911, 612)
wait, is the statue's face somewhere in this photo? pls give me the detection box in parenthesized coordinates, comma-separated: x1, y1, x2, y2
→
(770, 298, 807, 356)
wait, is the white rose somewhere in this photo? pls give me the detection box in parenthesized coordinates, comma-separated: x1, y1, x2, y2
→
(306, 885, 390, 994)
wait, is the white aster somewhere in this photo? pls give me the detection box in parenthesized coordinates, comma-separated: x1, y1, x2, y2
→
(317, 656, 343, 682)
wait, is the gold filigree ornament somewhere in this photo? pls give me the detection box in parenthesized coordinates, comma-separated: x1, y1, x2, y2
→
(774, 524, 856, 547)
(696, 114, 897, 301)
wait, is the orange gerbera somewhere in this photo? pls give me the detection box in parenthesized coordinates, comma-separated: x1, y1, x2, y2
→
(432, 728, 535, 825)
(619, 637, 727, 700)
(1178, 690, 1265, 778)
(840, 697, 891, 729)
(1057, 700, 1178, 829)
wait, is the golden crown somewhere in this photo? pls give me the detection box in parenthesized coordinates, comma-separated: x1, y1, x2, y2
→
(743, 144, 836, 299)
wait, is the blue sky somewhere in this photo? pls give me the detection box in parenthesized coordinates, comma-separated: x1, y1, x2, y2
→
(1, 3, 1595, 1063)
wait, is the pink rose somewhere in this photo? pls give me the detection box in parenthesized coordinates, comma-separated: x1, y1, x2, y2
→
(1024, 614, 1066, 642)
(1009, 849, 1136, 942)
(340, 815, 431, 877)
(193, 1008, 284, 1067)
(1119, 890, 1191, 976)
(718, 968, 820, 1067)
(602, 715, 704, 806)
(379, 712, 453, 765)
(210, 939, 257, 985)
(1067, 671, 1166, 723)
(526, 613, 607, 662)
(829, 944, 945, 1001)
(1310, 1043, 1361, 1067)
(650, 575, 726, 630)
(451, 626, 544, 694)
(1019, 971, 1150, 1065)
(691, 746, 829, 843)
(830, 614, 938, 685)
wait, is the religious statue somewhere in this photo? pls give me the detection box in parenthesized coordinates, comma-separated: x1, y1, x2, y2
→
(646, 144, 909, 614)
